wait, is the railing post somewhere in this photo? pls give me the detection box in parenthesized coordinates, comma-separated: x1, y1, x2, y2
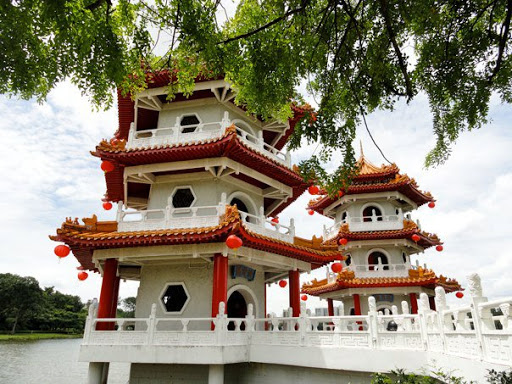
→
(146, 303, 157, 346)
(418, 293, 430, 350)
(401, 301, 412, 331)
(257, 131, 264, 149)
(289, 218, 295, 237)
(298, 302, 309, 346)
(83, 298, 98, 345)
(285, 151, 291, 165)
(368, 296, 378, 348)
(434, 287, 448, 352)
(245, 303, 255, 334)
(467, 273, 488, 360)
(214, 302, 227, 345)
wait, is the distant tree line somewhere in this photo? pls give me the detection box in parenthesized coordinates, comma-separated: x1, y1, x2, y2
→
(0, 273, 136, 334)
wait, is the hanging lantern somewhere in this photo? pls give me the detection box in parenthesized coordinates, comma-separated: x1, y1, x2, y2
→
(338, 238, 348, 246)
(428, 201, 436, 208)
(226, 235, 243, 250)
(331, 262, 343, 273)
(301, 294, 308, 301)
(103, 202, 113, 210)
(54, 245, 70, 258)
(338, 190, 344, 198)
(78, 271, 88, 281)
(436, 245, 444, 252)
(411, 234, 421, 242)
(308, 185, 320, 195)
(279, 280, 287, 288)
(100, 160, 115, 173)
(308, 209, 314, 216)
(456, 291, 464, 299)
(271, 217, 279, 226)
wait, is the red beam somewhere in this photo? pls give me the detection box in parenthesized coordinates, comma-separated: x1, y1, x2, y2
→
(289, 270, 300, 317)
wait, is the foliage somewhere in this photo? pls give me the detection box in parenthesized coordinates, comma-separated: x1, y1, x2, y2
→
(372, 368, 512, 384)
(117, 296, 136, 318)
(486, 369, 512, 384)
(0, 274, 86, 334)
(2, 1, 512, 188)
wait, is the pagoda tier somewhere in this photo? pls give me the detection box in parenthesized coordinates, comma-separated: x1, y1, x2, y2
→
(308, 156, 434, 217)
(94, 125, 308, 216)
(301, 268, 461, 296)
(50, 205, 342, 272)
(324, 221, 442, 251)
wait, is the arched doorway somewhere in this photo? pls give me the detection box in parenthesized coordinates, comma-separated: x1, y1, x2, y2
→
(368, 251, 389, 271)
(230, 197, 252, 222)
(362, 205, 383, 222)
(227, 291, 247, 330)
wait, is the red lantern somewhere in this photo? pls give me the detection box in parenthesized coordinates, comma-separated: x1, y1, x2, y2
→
(103, 202, 113, 210)
(331, 262, 343, 273)
(271, 217, 279, 226)
(308, 209, 314, 216)
(338, 238, 348, 246)
(226, 235, 243, 250)
(101, 160, 115, 173)
(338, 191, 344, 197)
(301, 294, 308, 301)
(411, 234, 421, 242)
(54, 245, 70, 258)
(456, 291, 464, 299)
(436, 245, 443, 252)
(279, 280, 287, 288)
(78, 271, 88, 281)
(308, 185, 320, 195)
(428, 201, 436, 208)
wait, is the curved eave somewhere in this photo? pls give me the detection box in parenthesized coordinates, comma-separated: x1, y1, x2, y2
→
(333, 228, 441, 249)
(302, 277, 460, 296)
(94, 130, 305, 202)
(308, 181, 434, 215)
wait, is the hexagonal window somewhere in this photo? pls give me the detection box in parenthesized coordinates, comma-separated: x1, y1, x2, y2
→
(171, 187, 196, 208)
(180, 114, 200, 133)
(160, 283, 190, 313)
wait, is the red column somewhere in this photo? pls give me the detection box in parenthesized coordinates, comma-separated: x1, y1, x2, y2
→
(410, 292, 418, 314)
(327, 298, 334, 316)
(97, 259, 118, 330)
(211, 254, 228, 318)
(353, 294, 362, 315)
(289, 270, 300, 317)
(429, 296, 436, 311)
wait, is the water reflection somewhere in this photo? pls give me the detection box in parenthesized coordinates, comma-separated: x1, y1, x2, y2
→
(0, 338, 130, 384)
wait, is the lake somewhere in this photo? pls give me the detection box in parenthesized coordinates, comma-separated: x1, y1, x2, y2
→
(0, 338, 130, 383)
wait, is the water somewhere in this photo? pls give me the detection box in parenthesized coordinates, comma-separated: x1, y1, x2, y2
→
(0, 338, 130, 384)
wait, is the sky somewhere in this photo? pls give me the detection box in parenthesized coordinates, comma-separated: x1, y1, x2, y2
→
(0, 81, 511, 315)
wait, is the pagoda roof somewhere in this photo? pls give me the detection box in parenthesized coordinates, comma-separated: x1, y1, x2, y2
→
(301, 267, 461, 295)
(308, 155, 434, 215)
(94, 125, 309, 213)
(50, 206, 341, 271)
(324, 220, 441, 250)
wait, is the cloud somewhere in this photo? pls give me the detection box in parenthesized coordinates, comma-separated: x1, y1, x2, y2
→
(0, 82, 511, 315)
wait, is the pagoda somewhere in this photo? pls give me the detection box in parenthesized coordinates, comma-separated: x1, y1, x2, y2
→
(50, 72, 342, 383)
(302, 149, 461, 316)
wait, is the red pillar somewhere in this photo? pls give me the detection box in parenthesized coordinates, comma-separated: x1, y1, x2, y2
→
(211, 254, 228, 318)
(353, 294, 362, 315)
(429, 296, 436, 311)
(327, 298, 334, 316)
(410, 292, 418, 314)
(97, 259, 118, 330)
(289, 270, 300, 317)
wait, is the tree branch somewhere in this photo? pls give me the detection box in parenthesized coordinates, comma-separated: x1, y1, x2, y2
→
(86, 0, 110, 11)
(488, 0, 512, 82)
(377, 0, 414, 100)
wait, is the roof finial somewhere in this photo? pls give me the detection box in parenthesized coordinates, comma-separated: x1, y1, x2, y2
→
(359, 140, 364, 158)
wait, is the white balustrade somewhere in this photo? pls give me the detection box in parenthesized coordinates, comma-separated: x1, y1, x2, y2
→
(126, 114, 291, 167)
(324, 211, 405, 238)
(81, 274, 512, 369)
(352, 262, 411, 278)
(239, 211, 295, 242)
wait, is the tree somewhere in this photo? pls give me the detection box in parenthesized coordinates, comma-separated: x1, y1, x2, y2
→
(0, 273, 44, 334)
(1, 1, 511, 188)
(117, 296, 136, 318)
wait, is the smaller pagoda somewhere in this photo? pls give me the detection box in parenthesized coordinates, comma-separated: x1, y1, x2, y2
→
(302, 149, 460, 315)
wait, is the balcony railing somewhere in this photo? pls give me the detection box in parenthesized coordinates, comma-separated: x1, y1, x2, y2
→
(126, 112, 291, 167)
(117, 194, 295, 242)
(323, 210, 405, 239)
(81, 281, 512, 374)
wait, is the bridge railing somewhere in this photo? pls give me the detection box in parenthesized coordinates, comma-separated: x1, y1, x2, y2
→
(82, 274, 512, 366)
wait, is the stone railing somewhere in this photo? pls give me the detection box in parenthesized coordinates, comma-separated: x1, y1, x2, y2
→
(82, 275, 512, 370)
(126, 112, 291, 167)
(323, 210, 405, 239)
(239, 211, 295, 243)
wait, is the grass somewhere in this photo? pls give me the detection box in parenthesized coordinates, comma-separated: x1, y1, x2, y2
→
(0, 333, 82, 341)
